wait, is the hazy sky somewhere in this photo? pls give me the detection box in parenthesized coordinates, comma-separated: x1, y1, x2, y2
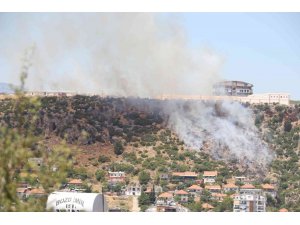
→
(0, 13, 300, 99)
(182, 13, 300, 99)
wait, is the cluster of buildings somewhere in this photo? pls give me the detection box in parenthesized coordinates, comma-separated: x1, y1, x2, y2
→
(158, 80, 290, 105)
(0, 80, 291, 106)
(105, 170, 277, 212)
(15, 164, 283, 212)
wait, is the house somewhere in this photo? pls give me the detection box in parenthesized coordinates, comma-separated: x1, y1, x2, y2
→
(223, 183, 239, 193)
(144, 185, 163, 196)
(171, 172, 198, 182)
(211, 193, 227, 202)
(175, 190, 189, 203)
(17, 188, 28, 199)
(205, 184, 222, 193)
(124, 183, 141, 196)
(108, 171, 126, 184)
(156, 192, 174, 206)
(202, 203, 214, 211)
(240, 184, 256, 194)
(203, 171, 218, 183)
(67, 179, 84, 189)
(233, 189, 266, 212)
(261, 184, 276, 198)
(187, 184, 203, 196)
(26, 188, 46, 198)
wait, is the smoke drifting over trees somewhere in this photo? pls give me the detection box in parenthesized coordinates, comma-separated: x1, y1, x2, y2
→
(165, 100, 274, 171)
(0, 13, 274, 169)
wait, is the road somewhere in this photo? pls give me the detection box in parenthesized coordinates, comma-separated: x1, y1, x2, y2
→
(132, 196, 140, 212)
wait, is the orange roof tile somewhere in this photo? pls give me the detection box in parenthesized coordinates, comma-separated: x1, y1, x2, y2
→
(261, 184, 275, 190)
(28, 188, 45, 195)
(203, 171, 218, 177)
(187, 185, 203, 190)
(202, 203, 214, 209)
(158, 192, 173, 198)
(68, 179, 83, 185)
(240, 184, 255, 189)
(175, 190, 189, 195)
(223, 183, 238, 188)
(172, 172, 198, 177)
(279, 208, 288, 212)
(205, 185, 221, 190)
(16, 188, 27, 193)
(144, 187, 152, 193)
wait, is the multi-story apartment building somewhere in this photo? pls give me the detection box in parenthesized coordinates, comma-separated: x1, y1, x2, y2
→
(203, 171, 218, 183)
(233, 189, 266, 212)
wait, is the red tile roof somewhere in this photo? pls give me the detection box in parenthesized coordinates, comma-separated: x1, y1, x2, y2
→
(240, 184, 255, 189)
(172, 172, 198, 177)
(187, 185, 203, 191)
(16, 188, 27, 193)
(175, 190, 189, 195)
(205, 185, 221, 190)
(261, 184, 275, 190)
(158, 192, 173, 198)
(223, 183, 238, 188)
(68, 179, 83, 185)
(203, 171, 218, 177)
(28, 188, 45, 195)
(144, 187, 152, 193)
(279, 208, 288, 212)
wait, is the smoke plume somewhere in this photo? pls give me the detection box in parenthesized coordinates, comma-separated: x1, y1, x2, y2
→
(0, 13, 273, 169)
(165, 100, 274, 171)
(0, 13, 222, 96)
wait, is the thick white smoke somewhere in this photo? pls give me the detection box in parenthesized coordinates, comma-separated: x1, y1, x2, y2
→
(0, 13, 222, 97)
(165, 100, 274, 170)
(0, 13, 273, 169)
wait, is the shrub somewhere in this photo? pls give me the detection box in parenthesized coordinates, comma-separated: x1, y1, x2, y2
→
(114, 141, 124, 155)
(98, 155, 111, 163)
(95, 169, 106, 182)
(139, 170, 151, 185)
(284, 119, 292, 132)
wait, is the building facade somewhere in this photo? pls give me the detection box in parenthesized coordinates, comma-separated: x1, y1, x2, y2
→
(213, 81, 253, 96)
(108, 171, 126, 184)
(124, 183, 141, 196)
(203, 171, 218, 183)
(233, 189, 266, 212)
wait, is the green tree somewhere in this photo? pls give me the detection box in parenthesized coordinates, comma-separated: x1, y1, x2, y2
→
(214, 197, 233, 212)
(284, 119, 292, 132)
(0, 48, 72, 211)
(138, 192, 150, 207)
(138, 170, 151, 185)
(95, 169, 106, 182)
(114, 141, 124, 155)
(201, 189, 212, 203)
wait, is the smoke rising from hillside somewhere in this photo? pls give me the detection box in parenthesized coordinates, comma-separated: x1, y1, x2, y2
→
(0, 13, 273, 169)
(165, 100, 274, 170)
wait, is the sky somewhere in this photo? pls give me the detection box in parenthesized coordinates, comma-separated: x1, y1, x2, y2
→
(182, 13, 300, 99)
(0, 13, 300, 99)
